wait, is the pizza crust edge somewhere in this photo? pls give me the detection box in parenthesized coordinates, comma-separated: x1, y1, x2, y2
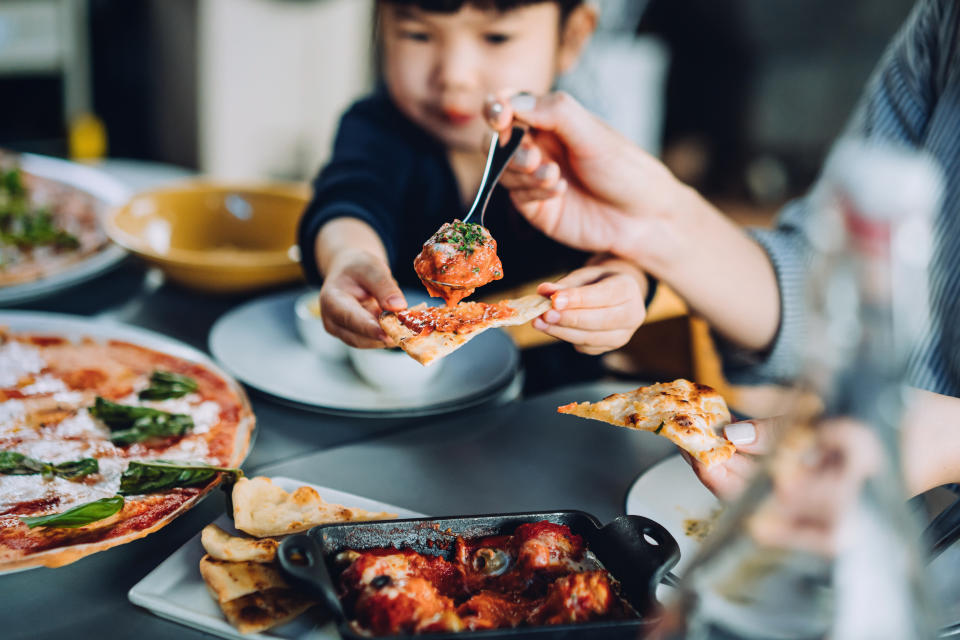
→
(0, 480, 222, 572)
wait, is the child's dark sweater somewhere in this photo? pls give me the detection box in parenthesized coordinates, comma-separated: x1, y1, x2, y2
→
(298, 92, 589, 292)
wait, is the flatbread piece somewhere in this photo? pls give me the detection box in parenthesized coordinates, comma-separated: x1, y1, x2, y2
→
(232, 476, 397, 538)
(201, 523, 278, 563)
(199, 555, 315, 634)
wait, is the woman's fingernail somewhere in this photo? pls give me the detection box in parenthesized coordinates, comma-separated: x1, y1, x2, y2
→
(513, 148, 531, 166)
(534, 164, 554, 180)
(724, 421, 756, 446)
(487, 99, 504, 118)
(553, 294, 568, 310)
(545, 310, 561, 324)
(532, 318, 547, 331)
(510, 93, 537, 112)
(386, 295, 405, 309)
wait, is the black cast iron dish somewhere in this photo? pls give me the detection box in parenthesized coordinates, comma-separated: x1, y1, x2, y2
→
(278, 511, 680, 639)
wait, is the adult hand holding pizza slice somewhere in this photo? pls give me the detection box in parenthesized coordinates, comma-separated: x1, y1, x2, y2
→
(558, 379, 738, 468)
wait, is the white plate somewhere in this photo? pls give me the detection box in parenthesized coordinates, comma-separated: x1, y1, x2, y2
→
(0, 311, 257, 575)
(128, 477, 424, 640)
(0, 154, 131, 306)
(209, 289, 520, 416)
(624, 455, 722, 576)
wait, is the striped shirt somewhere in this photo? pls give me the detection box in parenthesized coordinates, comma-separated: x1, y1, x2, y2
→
(725, 0, 960, 396)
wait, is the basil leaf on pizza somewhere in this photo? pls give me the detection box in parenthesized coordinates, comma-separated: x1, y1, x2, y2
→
(90, 397, 194, 445)
(0, 167, 80, 250)
(19, 496, 124, 529)
(0, 451, 99, 480)
(120, 460, 243, 495)
(138, 370, 199, 400)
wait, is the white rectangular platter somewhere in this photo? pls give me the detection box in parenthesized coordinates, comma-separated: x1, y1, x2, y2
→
(128, 476, 424, 640)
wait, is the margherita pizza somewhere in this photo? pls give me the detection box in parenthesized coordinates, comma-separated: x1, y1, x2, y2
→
(0, 328, 253, 571)
(380, 294, 551, 365)
(558, 379, 735, 466)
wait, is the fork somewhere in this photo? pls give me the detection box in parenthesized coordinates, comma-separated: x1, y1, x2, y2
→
(462, 125, 526, 227)
(421, 126, 526, 291)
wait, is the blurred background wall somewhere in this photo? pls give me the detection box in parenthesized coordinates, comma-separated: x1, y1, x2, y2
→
(0, 0, 916, 202)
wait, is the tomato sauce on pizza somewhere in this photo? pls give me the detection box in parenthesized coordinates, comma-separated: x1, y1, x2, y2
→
(396, 301, 515, 336)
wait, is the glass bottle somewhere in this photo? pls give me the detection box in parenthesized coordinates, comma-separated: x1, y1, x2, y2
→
(663, 139, 943, 640)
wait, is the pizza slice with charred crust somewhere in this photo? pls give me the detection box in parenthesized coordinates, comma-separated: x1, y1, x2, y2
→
(558, 379, 736, 466)
(379, 294, 552, 366)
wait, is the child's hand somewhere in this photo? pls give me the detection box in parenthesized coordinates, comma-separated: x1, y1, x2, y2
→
(531, 258, 647, 355)
(318, 249, 406, 348)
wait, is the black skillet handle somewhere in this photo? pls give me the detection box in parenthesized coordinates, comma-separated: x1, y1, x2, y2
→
(925, 494, 960, 559)
(593, 515, 681, 616)
(278, 534, 344, 618)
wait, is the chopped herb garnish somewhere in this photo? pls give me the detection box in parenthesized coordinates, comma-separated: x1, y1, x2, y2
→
(436, 220, 486, 256)
(654, 421, 665, 434)
(138, 370, 199, 400)
(472, 267, 480, 274)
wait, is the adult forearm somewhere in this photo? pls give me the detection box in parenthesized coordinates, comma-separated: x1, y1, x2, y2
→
(316, 218, 390, 278)
(617, 185, 781, 352)
(902, 389, 960, 495)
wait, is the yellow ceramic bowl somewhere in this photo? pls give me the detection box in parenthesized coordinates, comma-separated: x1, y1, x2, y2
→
(106, 181, 309, 293)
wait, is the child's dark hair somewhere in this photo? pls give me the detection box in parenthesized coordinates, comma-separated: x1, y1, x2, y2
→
(379, 0, 584, 22)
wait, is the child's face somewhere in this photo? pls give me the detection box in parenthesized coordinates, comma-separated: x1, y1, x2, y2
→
(380, 3, 582, 152)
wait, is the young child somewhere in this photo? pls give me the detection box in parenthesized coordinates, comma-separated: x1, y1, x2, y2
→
(298, 0, 649, 355)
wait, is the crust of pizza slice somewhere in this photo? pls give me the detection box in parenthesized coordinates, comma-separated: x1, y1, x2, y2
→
(380, 294, 552, 366)
(558, 379, 735, 466)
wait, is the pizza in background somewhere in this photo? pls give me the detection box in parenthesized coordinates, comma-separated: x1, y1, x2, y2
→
(0, 328, 254, 571)
(0, 158, 109, 287)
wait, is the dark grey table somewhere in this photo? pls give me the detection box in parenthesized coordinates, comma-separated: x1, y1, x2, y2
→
(257, 382, 675, 524)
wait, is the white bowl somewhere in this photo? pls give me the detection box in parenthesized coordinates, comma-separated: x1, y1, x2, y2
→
(348, 345, 442, 393)
(294, 290, 349, 360)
